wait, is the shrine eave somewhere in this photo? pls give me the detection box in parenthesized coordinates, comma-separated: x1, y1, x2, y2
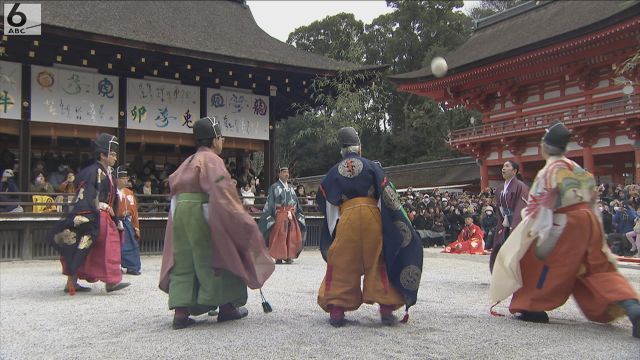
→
(389, 1, 640, 84)
(40, 25, 387, 77)
(392, 17, 640, 99)
(4, 1, 385, 76)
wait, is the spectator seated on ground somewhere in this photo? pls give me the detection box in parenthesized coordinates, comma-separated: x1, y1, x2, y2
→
(606, 233, 635, 257)
(443, 214, 485, 255)
(480, 205, 498, 250)
(613, 201, 636, 237)
(426, 208, 448, 247)
(412, 207, 431, 246)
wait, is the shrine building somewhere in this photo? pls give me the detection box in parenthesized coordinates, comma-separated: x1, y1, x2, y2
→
(389, 0, 640, 189)
(0, 0, 382, 191)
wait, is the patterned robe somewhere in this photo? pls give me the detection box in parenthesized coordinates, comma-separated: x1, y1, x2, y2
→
(490, 156, 638, 322)
(159, 147, 274, 293)
(258, 180, 306, 260)
(117, 187, 141, 272)
(48, 161, 122, 283)
(317, 152, 423, 310)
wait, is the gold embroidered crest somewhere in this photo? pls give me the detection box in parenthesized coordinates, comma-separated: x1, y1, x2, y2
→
(382, 185, 402, 210)
(400, 265, 421, 291)
(337, 158, 363, 178)
(53, 229, 77, 246)
(78, 235, 93, 249)
(73, 216, 90, 227)
(394, 221, 412, 248)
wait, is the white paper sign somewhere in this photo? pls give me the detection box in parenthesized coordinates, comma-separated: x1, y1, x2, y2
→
(30, 65, 119, 126)
(126, 78, 199, 133)
(0, 60, 22, 120)
(206, 88, 269, 140)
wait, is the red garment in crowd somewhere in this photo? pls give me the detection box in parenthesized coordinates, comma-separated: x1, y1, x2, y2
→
(443, 223, 486, 254)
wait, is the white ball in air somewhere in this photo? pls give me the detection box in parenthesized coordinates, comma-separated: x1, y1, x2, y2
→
(431, 56, 448, 78)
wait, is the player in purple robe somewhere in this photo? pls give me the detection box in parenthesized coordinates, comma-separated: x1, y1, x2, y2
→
(489, 160, 529, 272)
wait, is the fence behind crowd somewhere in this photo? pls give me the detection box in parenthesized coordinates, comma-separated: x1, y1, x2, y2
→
(0, 192, 323, 261)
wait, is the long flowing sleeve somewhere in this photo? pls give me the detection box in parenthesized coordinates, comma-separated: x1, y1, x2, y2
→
(525, 159, 576, 259)
(258, 185, 276, 240)
(292, 192, 306, 234)
(131, 192, 140, 231)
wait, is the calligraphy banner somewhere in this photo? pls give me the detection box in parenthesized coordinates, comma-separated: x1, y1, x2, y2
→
(126, 78, 199, 133)
(206, 88, 269, 140)
(30, 65, 119, 126)
(0, 60, 22, 120)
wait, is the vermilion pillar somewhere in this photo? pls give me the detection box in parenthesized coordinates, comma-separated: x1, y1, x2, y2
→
(514, 155, 525, 177)
(612, 158, 625, 185)
(583, 145, 594, 173)
(577, 131, 596, 175)
(480, 159, 489, 190)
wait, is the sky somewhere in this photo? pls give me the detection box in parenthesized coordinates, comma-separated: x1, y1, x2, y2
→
(247, 1, 481, 43)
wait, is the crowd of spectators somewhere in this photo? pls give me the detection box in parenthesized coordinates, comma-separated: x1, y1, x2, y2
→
(597, 183, 640, 257)
(400, 183, 640, 257)
(0, 150, 275, 213)
(399, 187, 498, 248)
(2, 148, 639, 255)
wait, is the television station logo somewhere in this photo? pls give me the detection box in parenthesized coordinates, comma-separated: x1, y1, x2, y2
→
(3, 3, 41, 35)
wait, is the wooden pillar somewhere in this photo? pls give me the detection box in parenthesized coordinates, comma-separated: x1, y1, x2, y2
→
(612, 158, 625, 185)
(582, 145, 594, 173)
(18, 64, 31, 193)
(577, 131, 596, 174)
(117, 76, 127, 165)
(480, 158, 489, 190)
(265, 87, 276, 189)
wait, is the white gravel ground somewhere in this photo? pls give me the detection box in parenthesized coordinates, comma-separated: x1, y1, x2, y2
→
(1, 248, 639, 360)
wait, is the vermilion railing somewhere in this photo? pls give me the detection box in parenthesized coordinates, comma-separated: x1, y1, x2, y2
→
(449, 94, 640, 144)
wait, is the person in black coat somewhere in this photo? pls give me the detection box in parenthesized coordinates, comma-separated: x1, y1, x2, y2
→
(0, 169, 21, 212)
(481, 206, 498, 250)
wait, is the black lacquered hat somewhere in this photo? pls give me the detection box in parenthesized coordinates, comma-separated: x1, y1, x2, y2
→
(193, 116, 222, 140)
(337, 127, 360, 147)
(116, 166, 128, 178)
(542, 121, 571, 150)
(95, 133, 118, 153)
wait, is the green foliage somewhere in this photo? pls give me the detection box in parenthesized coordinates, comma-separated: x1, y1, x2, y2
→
(286, 13, 365, 63)
(368, 1, 470, 73)
(615, 49, 640, 81)
(469, 0, 529, 20)
(281, 0, 517, 177)
(276, 71, 390, 177)
(613, 1, 640, 83)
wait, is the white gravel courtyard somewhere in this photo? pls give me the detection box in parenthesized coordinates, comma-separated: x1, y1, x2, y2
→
(1, 248, 639, 360)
